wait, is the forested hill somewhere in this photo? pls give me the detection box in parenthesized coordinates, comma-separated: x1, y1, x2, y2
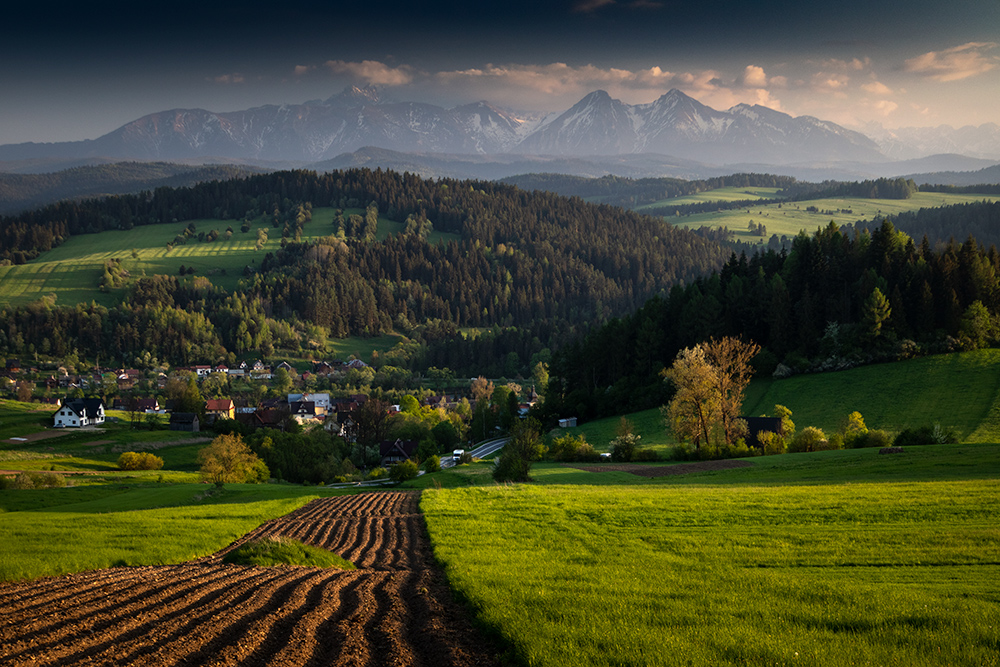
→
(501, 173, 799, 208)
(0, 162, 264, 216)
(544, 219, 1000, 420)
(0, 169, 729, 374)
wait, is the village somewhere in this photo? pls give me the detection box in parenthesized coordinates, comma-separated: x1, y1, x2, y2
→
(3, 355, 540, 472)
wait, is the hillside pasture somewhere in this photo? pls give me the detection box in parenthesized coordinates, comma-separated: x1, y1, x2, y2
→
(644, 191, 999, 244)
(560, 349, 1000, 454)
(0, 206, 460, 308)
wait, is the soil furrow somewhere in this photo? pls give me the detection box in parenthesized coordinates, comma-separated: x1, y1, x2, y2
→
(106, 566, 316, 667)
(315, 571, 380, 667)
(0, 564, 233, 655)
(172, 568, 326, 667)
(238, 570, 361, 667)
(5, 565, 286, 666)
(366, 569, 418, 666)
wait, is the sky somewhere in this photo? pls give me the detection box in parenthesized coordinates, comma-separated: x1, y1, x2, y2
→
(2, 0, 999, 145)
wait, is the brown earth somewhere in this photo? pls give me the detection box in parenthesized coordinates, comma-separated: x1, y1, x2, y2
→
(0, 491, 501, 667)
(564, 459, 754, 477)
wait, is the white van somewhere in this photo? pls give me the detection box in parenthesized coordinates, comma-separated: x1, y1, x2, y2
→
(453, 449, 466, 462)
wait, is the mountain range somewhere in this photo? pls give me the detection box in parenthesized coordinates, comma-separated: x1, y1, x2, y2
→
(1, 86, 997, 183)
(0, 87, 884, 165)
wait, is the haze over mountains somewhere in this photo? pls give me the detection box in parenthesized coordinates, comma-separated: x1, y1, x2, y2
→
(1, 86, 998, 182)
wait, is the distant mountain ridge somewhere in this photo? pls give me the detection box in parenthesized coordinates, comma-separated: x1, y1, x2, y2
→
(0, 86, 886, 166)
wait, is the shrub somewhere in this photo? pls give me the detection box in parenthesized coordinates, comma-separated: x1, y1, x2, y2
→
(389, 459, 419, 482)
(367, 467, 388, 480)
(457, 451, 473, 464)
(722, 439, 754, 458)
(198, 433, 269, 484)
(117, 451, 164, 471)
(893, 424, 957, 446)
(424, 455, 441, 474)
(574, 442, 602, 462)
(632, 448, 660, 462)
(851, 429, 892, 448)
(790, 426, 828, 453)
(759, 431, 786, 456)
(0, 472, 67, 489)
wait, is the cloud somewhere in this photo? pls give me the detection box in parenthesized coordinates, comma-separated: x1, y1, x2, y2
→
(211, 73, 245, 84)
(873, 100, 898, 116)
(862, 80, 893, 95)
(810, 72, 850, 94)
(435, 62, 783, 111)
(738, 65, 768, 88)
(323, 60, 414, 86)
(819, 57, 870, 72)
(904, 42, 999, 82)
(293, 65, 311, 76)
(573, 0, 616, 12)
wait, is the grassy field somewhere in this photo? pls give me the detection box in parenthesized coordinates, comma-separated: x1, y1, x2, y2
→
(0, 206, 460, 308)
(639, 191, 998, 244)
(0, 482, 346, 581)
(422, 445, 1000, 666)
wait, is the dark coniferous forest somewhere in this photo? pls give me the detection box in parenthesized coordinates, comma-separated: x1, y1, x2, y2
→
(0, 169, 728, 375)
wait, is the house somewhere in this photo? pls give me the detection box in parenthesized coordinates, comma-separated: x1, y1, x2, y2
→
(379, 439, 419, 467)
(288, 401, 317, 423)
(276, 361, 294, 373)
(6, 359, 21, 374)
(289, 392, 330, 414)
(53, 398, 105, 428)
(236, 408, 286, 430)
(558, 417, 578, 428)
(169, 412, 200, 432)
(204, 398, 235, 421)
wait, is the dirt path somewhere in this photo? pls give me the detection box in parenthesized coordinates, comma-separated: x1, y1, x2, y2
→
(0, 491, 500, 667)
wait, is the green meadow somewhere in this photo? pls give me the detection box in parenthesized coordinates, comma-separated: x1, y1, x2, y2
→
(556, 349, 1000, 455)
(421, 447, 1000, 667)
(638, 191, 998, 244)
(0, 206, 460, 308)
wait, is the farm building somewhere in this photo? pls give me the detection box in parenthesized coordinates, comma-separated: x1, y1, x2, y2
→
(53, 398, 105, 428)
(170, 413, 200, 432)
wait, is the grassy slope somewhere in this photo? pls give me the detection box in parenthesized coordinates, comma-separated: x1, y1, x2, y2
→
(422, 445, 1000, 666)
(558, 349, 1000, 453)
(641, 191, 998, 244)
(0, 207, 460, 308)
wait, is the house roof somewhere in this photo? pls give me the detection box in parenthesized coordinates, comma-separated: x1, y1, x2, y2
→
(205, 399, 235, 411)
(57, 397, 104, 417)
(379, 438, 418, 459)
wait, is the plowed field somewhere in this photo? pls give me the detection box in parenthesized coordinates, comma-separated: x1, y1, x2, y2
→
(0, 491, 499, 667)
